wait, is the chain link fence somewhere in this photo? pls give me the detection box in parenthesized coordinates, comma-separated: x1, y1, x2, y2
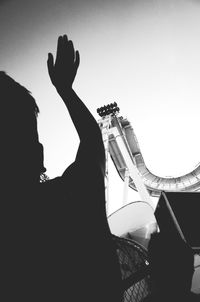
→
(113, 235, 151, 302)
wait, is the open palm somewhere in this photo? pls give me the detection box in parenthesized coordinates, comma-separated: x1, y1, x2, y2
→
(47, 35, 80, 91)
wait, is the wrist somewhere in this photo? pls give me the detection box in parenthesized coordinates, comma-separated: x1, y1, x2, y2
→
(56, 85, 74, 97)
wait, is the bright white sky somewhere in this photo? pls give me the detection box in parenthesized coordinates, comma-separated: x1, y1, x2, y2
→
(1, 0, 200, 214)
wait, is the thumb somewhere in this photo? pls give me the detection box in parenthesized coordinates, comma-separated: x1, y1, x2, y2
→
(74, 50, 80, 71)
(47, 53, 55, 83)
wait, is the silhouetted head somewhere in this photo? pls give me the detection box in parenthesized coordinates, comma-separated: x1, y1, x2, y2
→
(148, 232, 194, 297)
(0, 71, 46, 186)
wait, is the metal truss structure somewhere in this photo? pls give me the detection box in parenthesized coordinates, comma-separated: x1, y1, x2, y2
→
(97, 103, 200, 206)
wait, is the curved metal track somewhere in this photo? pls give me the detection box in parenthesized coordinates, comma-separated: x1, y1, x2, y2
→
(108, 115, 200, 197)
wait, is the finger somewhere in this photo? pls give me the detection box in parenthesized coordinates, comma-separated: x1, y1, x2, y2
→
(62, 39, 75, 64)
(74, 50, 80, 70)
(62, 34, 69, 57)
(63, 34, 68, 42)
(61, 35, 72, 63)
(62, 35, 75, 61)
(55, 35, 64, 65)
(47, 53, 54, 81)
(58, 35, 74, 65)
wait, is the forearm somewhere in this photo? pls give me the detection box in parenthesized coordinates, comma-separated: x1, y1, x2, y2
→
(47, 35, 105, 167)
(57, 87, 103, 144)
(57, 87, 105, 170)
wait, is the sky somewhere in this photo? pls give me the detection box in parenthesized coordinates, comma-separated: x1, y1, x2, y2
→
(1, 0, 200, 214)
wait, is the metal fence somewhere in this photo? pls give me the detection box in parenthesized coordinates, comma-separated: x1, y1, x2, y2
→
(113, 235, 151, 302)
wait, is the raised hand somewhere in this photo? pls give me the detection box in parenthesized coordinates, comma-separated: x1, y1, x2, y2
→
(47, 35, 80, 92)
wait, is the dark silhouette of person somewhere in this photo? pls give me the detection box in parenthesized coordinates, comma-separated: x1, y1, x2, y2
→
(1, 70, 47, 299)
(1, 70, 46, 186)
(143, 232, 200, 302)
(1, 35, 123, 301)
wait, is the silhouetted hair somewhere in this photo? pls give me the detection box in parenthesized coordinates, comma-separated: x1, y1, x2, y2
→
(0, 71, 47, 180)
(0, 70, 40, 143)
(0, 71, 39, 116)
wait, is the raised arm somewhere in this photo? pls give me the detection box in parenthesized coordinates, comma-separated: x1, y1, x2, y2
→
(47, 35, 105, 170)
